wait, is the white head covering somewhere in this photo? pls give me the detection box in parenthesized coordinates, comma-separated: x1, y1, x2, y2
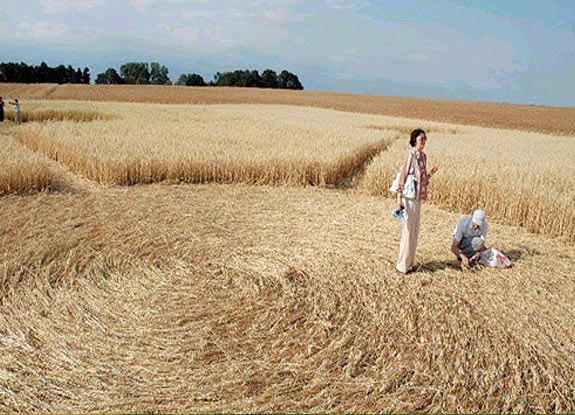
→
(472, 209, 486, 227)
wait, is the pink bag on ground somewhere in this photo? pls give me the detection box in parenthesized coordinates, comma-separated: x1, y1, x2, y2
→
(478, 248, 512, 269)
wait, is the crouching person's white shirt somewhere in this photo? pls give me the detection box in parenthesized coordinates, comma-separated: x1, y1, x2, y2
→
(453, 217, 488, 258)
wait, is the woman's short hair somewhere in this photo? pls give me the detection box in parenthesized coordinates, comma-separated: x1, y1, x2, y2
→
(409, 129, 426, 147)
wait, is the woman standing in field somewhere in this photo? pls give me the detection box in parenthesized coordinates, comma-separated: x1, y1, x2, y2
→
(0, 97, 4, 122)
(9, 99, 20, 124)
(396, 129, 438, 274)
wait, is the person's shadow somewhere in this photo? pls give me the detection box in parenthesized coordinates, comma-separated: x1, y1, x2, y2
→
(505, 249, 526, 261)
(417, 248, 530, 273)
(416, 260, 460, 273)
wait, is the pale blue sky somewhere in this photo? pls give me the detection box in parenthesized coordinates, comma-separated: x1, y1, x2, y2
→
(1, 0, 574, 106)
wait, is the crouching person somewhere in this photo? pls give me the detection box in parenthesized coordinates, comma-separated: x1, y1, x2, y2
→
(451, 209, 488, 268)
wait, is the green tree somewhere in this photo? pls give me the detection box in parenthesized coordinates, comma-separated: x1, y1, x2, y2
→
(67, 65, 76, 82)
(120, 62, 150, 84)
(150, 62, 171, 85)
(95, 68, 124, 84)
(0, 61, 92, 83)
(176, 73, 206, 86)
(214, 70, 240, 86)
(212, 68, 303, 89)
(261, 69, 279, 88)
(55, 64, 68, 83)
(75, 67, 83, 83)
(278, 70, 303, 90)
(82, 67, 90, 84)
(36, 61, 50, 83)
(238, 70, 261, 87)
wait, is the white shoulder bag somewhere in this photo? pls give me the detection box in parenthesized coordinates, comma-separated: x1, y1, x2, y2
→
(389, 151, 418, 200)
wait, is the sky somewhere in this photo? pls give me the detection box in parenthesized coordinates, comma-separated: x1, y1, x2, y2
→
(1, 0, 574, 107)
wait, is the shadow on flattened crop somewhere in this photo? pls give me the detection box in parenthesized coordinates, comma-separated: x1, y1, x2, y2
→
(6, 110, 116, 123)
(416, 260, 461, 273)
(504, 249, 522, 261)
(417, 248, 533, 274)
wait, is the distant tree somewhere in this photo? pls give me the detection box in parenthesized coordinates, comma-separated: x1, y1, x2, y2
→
(74, 67, 83, 83)
(36, 61, 50, 83)
(55, 64, 68, 83)
(261, 69, 279, 88)
(66, 65, 75, 82)
(1, 62, 304, 88)
(176, 74, 187, 85)
(211, 68, 303, 89)
(82, 67, 90, 84)
(189, 73, 206, 86)
(176, 73, 206, 86)
(239, 70, 262, 87)
(213, 69, 258, 87)
(120, 62, 150, 84)
(18, 62, 35, 83)
(236, 70, 250, 87)
(214, 70, 239, 86)
(0, 61, 90, 83)
(150, 62, 171, 85)
(95, 68, 124, 84)
(278, 70, 303, 90)
(95, 73, 106, 85)
(7, 62, 26, 82)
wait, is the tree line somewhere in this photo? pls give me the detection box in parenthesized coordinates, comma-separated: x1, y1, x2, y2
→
(0, 62, 90, 84)
(176, 69, 303, 89)
(95, 62, 171, 85)
(0, 61, 303, 90)
(96, 63, 304, 90)
(211, 69, 303, 89)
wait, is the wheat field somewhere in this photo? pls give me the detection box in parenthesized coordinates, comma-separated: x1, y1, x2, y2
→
(2, 83, 575, 135)
(359, 124, 575, 242)
(17, 101, 392, 186)
(0, 86, 574, 413)
(0, 128, 54, 195)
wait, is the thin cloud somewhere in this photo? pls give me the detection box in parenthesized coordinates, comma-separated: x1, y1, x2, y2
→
(38, 0, 105, 14)
(131, 0, 207, 13)
(326, 0, 370, 11)
(405, 53, 431, 63)
(161, 10, 218, 19)
(327, 47, 361, 63)
(261, 8, 307, 23)
(18, 21, 69, 39)
(158, 23, 201, 41)
(158, 23, 234, 50)
(222, 1, 308, 24)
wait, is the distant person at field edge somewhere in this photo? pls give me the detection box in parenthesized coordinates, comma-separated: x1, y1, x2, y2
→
(395, 129, 438, 274)
(0, 97, 4, 122)
(9, 98, 21, 124)
(451, 209, 488, 268)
